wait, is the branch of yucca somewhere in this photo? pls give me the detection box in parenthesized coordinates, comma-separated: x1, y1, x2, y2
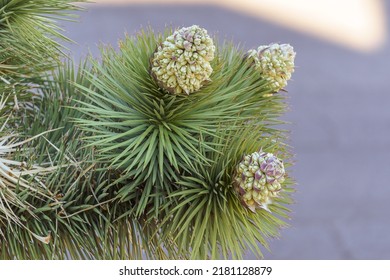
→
(69, 28, 294, 259)
(0, 119, 66, 250)
(0, 0, 86, 81)
(0, 0, 87, 135)
(2, 27, 294, 259)
(1, 59, 180, 260)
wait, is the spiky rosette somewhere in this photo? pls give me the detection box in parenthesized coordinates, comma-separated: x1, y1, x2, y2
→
(151, 25, 215, 95)
(234, 150, 285, 212)
(17, 59, 181, 260)
(0, 0, 86, 80)
(71, 27, 295, 259)
(0, 0, 86, 133)
(0, 24, 297, 259)
(247, 43, 296, 92)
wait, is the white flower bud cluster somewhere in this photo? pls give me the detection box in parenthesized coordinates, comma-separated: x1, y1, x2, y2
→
(247, 43, 295, 92)
(151, 25, 215, 95)
(234, 150, 285, 212)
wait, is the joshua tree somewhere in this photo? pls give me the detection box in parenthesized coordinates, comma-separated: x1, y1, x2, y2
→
(1, 1, 296, 259)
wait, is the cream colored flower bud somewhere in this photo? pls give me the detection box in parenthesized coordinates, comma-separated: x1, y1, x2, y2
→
(234, 150, 286, 212)
(247, 43, 296, 92)
(151, 25, 215, 95)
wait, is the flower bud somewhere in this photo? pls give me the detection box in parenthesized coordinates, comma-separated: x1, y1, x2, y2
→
(234, 150, 286, 212)
(247, 43, 295, 92)
(151, 25, 215, 95)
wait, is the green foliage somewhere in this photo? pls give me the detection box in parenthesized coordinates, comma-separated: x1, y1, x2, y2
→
(0, 0, 85, 128)
(0, 3, 295, 259)
(0, 111, 62, 258)
(1, 59, 180, 259)
(0, 0, 84, 80)
(70, 29, 294, 259)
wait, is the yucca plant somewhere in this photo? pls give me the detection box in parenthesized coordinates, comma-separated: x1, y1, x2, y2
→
(21, 59, 176, 259)
(1, 1, 297, 259)
(0, 0, 85, 123)
(0, 0, 83, 79)
(67, 26, 296, 259)
(0, 114, 61, 258)
(0, 0, 91, 259)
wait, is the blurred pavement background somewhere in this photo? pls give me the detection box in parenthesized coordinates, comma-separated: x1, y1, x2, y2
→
(62, 0, 390, 259)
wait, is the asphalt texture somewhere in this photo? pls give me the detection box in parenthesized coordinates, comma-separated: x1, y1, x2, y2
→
(62, 3, 390, 259)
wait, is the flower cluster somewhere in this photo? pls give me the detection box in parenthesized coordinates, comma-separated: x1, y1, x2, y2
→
(151, 25, 215, 95)
(234, 150, 285, 212)
(150, 27, 294, 215)
(247, 43, 296, 92)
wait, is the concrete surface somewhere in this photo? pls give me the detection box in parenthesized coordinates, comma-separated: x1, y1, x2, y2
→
(62, 2, 390, 259)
